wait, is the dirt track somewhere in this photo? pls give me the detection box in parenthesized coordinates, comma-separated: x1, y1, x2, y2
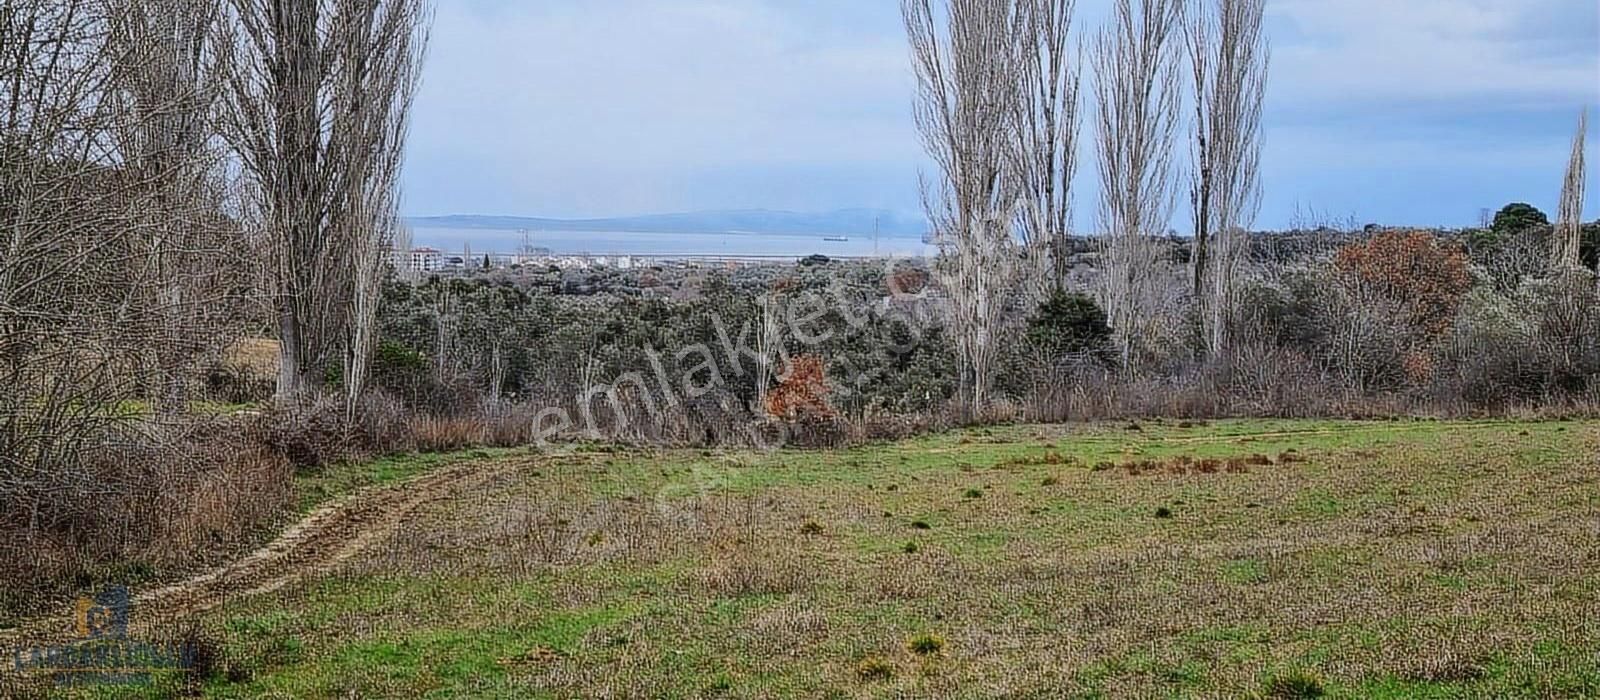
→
(0, 455, 521, 667)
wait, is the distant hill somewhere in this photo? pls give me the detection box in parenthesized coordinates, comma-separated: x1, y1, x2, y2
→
(405, 209, 929, 237)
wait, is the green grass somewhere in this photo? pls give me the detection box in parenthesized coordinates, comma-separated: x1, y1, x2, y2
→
(45, 419, 1600, 699)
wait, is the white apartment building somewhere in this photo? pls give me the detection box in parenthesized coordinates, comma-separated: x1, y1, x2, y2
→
(391, 247, 444, 272)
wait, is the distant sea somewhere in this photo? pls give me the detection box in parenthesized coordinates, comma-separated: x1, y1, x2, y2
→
(411, 227, 934, 258)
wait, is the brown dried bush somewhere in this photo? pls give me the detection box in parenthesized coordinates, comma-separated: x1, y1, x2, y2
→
(0, 420, 293, 617)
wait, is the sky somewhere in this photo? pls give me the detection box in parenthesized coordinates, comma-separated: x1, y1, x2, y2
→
(402, 0, 1600, 230)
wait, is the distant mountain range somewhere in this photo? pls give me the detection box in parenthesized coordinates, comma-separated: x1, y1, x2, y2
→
(405, 209, 929, 237)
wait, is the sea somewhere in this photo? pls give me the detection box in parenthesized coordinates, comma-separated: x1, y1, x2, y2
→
(411, 228, 934, 258)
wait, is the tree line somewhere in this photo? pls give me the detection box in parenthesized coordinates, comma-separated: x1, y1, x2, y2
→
(1, 0, 425, 447)
(1, 0, 426, 617)
(900, 0, 1593, 420)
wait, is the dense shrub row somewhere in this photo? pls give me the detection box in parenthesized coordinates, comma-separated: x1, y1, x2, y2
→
(339, 223, 1600, 435)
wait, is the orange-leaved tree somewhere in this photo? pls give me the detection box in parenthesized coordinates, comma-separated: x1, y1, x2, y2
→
(1333, 230, 1472, 382)
(1334, 230, 1471, 338)
(763, 355, 834, 420)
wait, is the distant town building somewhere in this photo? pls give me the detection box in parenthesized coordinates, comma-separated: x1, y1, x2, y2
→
(391, 247, 443, 272)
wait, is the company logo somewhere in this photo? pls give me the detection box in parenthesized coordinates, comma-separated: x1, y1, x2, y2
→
(11, 586, 195, 687)
(74, 586, 130, 640)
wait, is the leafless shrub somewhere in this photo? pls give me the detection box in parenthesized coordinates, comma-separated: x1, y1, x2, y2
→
(0, 419, 293, 616)
(495, 500, 583, 570)
(1, 1, 265, 617)
(1218, 340, 1325, 415)
(252, 396, 367, 469)
(848, 410, 954, 444)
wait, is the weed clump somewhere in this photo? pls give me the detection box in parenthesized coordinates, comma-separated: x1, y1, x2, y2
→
(1267, 670, 1325, 699)
(177, 625, 225, 689)
(855, 654, 894, 681)
(963, 488, 984, 499)
(907, 632, 946, 656)
(902, 541, 920, 554)
(1404, 656, 1487, 683)
(699, 547, 811, 597)
(1001, 451, 1076, 469)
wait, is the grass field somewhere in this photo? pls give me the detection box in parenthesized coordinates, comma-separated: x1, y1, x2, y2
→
(51, 419, 1600, 698)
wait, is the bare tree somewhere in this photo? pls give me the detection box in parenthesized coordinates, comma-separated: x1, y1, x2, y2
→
(1093, 0, 1183, 371)
(216, 0, 428, 402)
(3, 2, 122, 517)
(1011, 0, 1083, 298)
(903, 0, 1024, 419)
(102, 0, 253, 414)
(458, 282, 525, 406)
(1554, 108, 1587, 273)
(1186, 0, 1266, 357)
(755, 291, 783, 414)
(430, 279, 460, 384)
(345, 204, 389, 416)
(0, 0, 241, 535)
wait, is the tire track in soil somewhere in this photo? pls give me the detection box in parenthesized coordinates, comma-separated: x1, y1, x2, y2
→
(0, 454, 528, 670)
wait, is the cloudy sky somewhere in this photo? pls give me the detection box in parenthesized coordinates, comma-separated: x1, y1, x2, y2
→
(402, 0, 1600, 229)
